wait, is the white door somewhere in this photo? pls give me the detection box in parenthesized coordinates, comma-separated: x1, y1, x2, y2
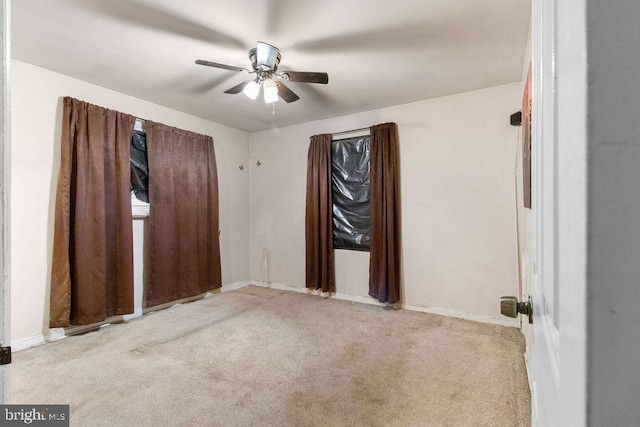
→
(529, 0, 587, 425)
(0, 0, 10, 405)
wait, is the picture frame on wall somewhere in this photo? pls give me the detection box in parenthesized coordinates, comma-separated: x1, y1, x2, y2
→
(522, 63, 532, 209)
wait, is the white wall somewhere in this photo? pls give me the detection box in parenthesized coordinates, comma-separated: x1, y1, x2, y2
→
(10, 60, 251, 344)
(10, 59, 524, 343)
(250, 83, 522, 320)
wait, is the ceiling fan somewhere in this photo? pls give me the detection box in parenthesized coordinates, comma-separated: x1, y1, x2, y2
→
(196, 41, 329, 103)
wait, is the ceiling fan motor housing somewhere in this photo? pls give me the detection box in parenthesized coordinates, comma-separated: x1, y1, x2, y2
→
(250, 42, 281, 72)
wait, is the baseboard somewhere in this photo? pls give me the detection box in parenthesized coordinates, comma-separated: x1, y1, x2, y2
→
(122, 308, 144, 321)
(12, 280, 252, 352)
(252, 280, 314, 294)
(12, 334, 45, 352)
(220, 280, 251, 293)
(143, 280, 250, 314)
(401, 303, 520, 327)
(250, 281, 520, 328)
(14, 280, 516, 352)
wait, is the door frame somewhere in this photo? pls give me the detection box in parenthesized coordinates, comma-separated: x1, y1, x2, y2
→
(0, 0, 10, 405)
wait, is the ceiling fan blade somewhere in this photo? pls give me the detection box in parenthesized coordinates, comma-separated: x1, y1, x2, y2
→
(196, 60, 251, 74)
(289, 24, 434, 53)
(72, 2, 245, 49)
(188, 74, 235, 94)
(261, 0, 285, 38)
(276, 82, 300, 103)
(282, 71, 329, 84)
(224, 81, 251, 94)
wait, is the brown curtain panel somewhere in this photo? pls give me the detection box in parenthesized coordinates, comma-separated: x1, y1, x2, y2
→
(369, 122, 401, 304)
(305, 134, 335, 292)
(145, 121, 221, 307)
(50, 97, 136, 327)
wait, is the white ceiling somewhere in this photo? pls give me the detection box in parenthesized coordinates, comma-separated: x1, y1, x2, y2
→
(12, 0, 531, 133)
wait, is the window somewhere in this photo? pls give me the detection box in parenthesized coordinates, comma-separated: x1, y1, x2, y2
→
(331, 135, 371, 251)
(130, 127, 149, 217)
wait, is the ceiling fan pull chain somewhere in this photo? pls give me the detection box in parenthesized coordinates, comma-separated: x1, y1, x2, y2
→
(273, 102, 276, 115)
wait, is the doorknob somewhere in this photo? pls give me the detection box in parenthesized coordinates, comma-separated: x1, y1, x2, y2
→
(500, 296, 533, 324)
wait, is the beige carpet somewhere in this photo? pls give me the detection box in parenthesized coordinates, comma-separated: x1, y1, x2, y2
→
(12, 286, 530, 426)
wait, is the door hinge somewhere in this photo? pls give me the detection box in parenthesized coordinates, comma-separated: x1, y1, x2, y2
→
(0, 346, 11, 365)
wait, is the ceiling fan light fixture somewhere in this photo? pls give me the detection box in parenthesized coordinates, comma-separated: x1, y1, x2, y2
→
(243, 80, 260, 100)
(263, 79, 279, 103)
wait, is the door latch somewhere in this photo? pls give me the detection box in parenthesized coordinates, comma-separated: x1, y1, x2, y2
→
(500, 296, 533, 324)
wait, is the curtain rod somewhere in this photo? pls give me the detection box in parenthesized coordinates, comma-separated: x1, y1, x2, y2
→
(331, 126, 370, 137)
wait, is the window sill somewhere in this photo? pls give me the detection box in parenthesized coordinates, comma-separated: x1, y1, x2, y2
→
(131, 193, 149, 218)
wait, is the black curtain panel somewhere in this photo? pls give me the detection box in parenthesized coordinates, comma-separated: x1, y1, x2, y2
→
(130, 129, 149, 203)
(331, 136, 371, 251)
